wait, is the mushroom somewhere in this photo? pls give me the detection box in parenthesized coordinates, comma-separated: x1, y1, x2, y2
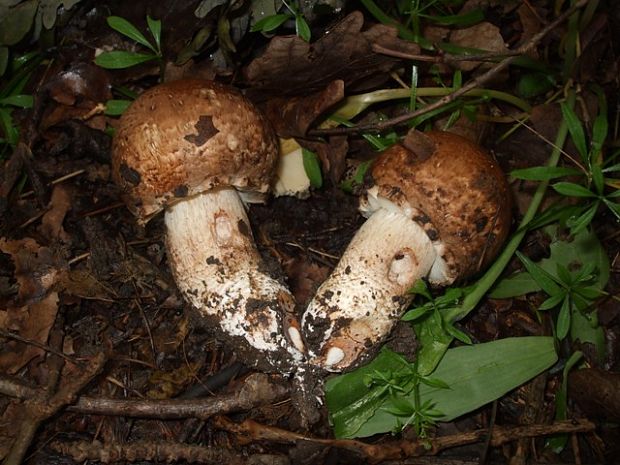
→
(301, 130, 512, 371)
(111, 79, 305, 372)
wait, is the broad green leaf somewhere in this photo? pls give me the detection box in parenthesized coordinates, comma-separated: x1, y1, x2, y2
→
(302, 148, 322, 189)
(107, 16, 156, 52)
(326, 338, 557, 438)
(553, 181, 596, 197)
(602, 162, 620, 173)
(510, 166, 580, 181)
(0, 94, 33, 108)
(516, 252, 561, 296)
(560, 102, 587, 161)
(250, 13, 290, 32)
(0, 0, 37, 46)
(104, 99, 132, 116)
(94, 51, 157, 69)
(571, 309, 605, 362)
(147, 16, 161, 51)
(489, 271, 540, 298)
(516, 72, 554, 99)
(295, 15, 311, 42)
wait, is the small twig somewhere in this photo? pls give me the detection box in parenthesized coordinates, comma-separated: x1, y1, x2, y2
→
(310, 0, 589, 137)
(372, 43, 522, 63)
(3, 352, 107, 465)
(0, 329, 82, 367)
(67, 373, 288, 419)
(214, 417, 596, 465)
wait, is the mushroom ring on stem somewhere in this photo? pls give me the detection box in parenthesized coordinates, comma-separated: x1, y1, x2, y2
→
(301, 130, 512, 371)
(111, 79, 305, 372)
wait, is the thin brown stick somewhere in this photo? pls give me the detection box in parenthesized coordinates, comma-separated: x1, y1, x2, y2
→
(310, 0, 589, 137)
(0, 372, 289, 420)
(3, 352, 107, 465)
(372, 43, 522, 63)
(214, 417, 595, 465)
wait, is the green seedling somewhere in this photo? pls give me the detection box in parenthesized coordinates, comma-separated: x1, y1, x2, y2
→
(511, 98, 619, 235)
(301, 147, 322, 188)
(517, 251, 603, 340)
(95, 16, 162, 70)
(0, 52, 37, 157)
(251, 0, 311, 42)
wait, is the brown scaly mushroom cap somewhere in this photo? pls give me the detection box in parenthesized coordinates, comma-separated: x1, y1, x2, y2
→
(112, 79, 305, 373)
(361, 130, 512, 283)
(112, 79, 278, 223)
(301, 130, 511, 371)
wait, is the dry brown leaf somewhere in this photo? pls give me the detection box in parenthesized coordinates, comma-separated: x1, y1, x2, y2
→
(0, 292, 59, 373)
(244, 11, 420, 96)
(449, 22, 509, 71)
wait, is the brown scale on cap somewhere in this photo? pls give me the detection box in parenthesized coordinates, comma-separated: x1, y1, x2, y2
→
(367, 130, 512, 283)
(112, 79, 278, 223)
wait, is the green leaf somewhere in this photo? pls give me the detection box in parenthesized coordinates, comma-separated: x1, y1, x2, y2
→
(107, 16, 156, 52)
(147, 16, 161, 51)
(0, 94, 33, 108)
(560, 102, 587, 161)
(602, 198, 620, 220)
(302, 148, 322, 188)
(0, 107, 18, 145)
(510, 166, 581, 181)
(326, 338, 557, 438)
(516, 72, 555, 99)
(489, 271, 540, 298)
(546, 351, 583, 452)
(539, 293, 565, 310)
(402, 305, 431, 322)
(0, 0, 38, 46)
(556, 296, 571, 340)
(552, 181, 596, 198)
(566, 202, 598, 233)
(516, 252, 561, 296)
(591, 163, 604, 194)
(94, 51, 157, 69)
(104, 99, 132, 116)
(250, 13, 290, 33)
(590, 114, 608, 158)
(295, 15, 311, 42)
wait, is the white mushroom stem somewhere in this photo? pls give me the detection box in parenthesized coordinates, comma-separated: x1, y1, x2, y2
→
(164, 187, 305, 369)
(301, 206, 437, 371)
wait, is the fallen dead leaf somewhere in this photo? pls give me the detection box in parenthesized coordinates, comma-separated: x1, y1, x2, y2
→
(244, 11, 420, 96)
(449, 22, 509, 72)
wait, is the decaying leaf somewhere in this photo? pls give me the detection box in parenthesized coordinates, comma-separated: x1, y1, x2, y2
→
(244, 11, 420, 95)
(0, 237, 66, 373)
(449, 21, 509, 71)
(264, 80, 344, 139)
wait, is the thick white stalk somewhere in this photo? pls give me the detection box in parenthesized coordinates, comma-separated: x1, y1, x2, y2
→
(164, 188, 304, 371)
(301, 208, 436, 371)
